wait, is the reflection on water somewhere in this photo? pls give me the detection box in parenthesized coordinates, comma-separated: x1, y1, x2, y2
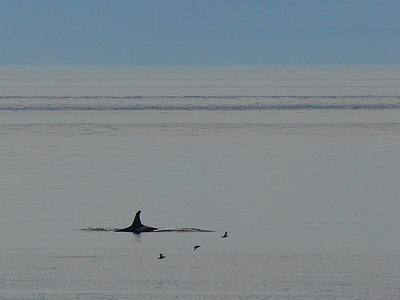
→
(1, 66, 400, 299)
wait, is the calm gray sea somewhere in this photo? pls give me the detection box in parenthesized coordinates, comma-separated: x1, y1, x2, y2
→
(1, 66, 400, 299)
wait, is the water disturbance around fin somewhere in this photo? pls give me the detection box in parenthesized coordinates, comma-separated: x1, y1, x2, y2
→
(80, 210, 214, 233)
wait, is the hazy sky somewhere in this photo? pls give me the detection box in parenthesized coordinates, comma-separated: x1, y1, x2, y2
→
(1, 0, 399, 66)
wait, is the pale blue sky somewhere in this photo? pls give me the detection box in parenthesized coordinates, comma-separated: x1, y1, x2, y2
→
(1, 0, 399, 66)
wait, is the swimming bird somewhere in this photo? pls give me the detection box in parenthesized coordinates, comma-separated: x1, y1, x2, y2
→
(158, 253, 165, 259)
(193, 245, 200, 251)
(222, 231, 228, 238)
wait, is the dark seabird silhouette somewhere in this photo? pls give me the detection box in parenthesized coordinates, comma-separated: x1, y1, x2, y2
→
(222, 231, 228, 238)
(193, 245, 200, 251)
(158, 253, 165, 259)
(115, 210, 157, 234)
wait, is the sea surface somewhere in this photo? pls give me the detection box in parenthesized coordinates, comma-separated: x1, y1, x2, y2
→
(1, 66, 400, 299)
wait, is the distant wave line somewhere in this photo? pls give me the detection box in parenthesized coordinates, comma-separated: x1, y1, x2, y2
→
(1, 95, 400, 100)
(2, 78, 399, 82)
(1, 103, 399, 111)
(2, 85, 400, 89)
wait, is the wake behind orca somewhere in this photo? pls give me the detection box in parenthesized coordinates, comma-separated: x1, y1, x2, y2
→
(83, 210, 214, 233)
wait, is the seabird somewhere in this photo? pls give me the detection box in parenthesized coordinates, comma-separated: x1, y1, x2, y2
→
(222, 231, 228, 238)
(158, 253, 165, 259)
(193, 245, 200, 251)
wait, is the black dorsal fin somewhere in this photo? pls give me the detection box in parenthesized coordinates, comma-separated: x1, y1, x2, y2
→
(132, 210, 144, 227)
(116, 210, 157, 233)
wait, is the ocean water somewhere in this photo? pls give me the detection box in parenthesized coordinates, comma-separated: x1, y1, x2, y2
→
(1, 66, 400, 299)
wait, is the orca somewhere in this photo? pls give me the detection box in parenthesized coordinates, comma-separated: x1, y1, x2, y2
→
(115, 210, 157, 233)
